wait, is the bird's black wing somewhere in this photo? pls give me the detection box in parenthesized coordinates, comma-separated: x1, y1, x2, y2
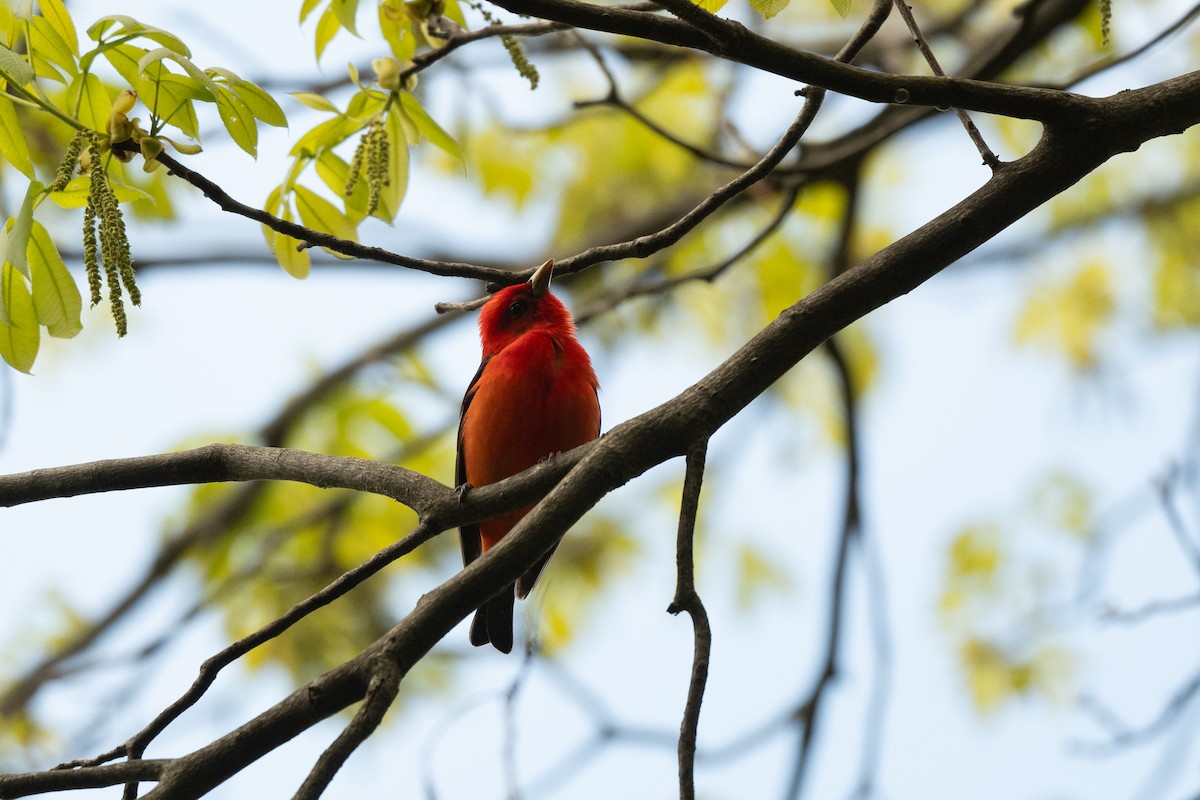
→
(457, 356, 491, 568)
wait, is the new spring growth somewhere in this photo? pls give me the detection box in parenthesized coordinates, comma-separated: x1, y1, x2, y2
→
(469, 2, 538, 90)
(345, 116, 391, 217)
(77, 132, 140, 337)
(105, 89, 201, 172)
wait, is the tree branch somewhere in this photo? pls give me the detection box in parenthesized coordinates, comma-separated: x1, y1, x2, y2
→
(0, 761, 170, 799)
(292, 661, 402, 800)
(490, 0, 1095, 123)
(666, 440, 712, 800)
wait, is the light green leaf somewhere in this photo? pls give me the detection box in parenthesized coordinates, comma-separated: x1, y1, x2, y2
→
(38, 0, 78, 56)
(300, 0, 326, 23)
(214, 86, 258, 157)
(87, 15, 191, 56)
(0, 263, 39, 373)
(0, 43, 36, 88)
(263, 207, 311, 279)
(29, 15, 77, 77)
(139, 71, 203, 138)
(5, 182, 40, 279)
(376, 107, 409, 222)
(49, 175, 154, 208)
(67, 71, 111, 130)
(829, 0, 851, 17)
(315, 149, 368, 221)
(696, 0, 729, 12)
(331, 0, 361, 36)
(749, 0, 789, 18)
(137, 48, 215, 95)
(100, 41, 143, 85)
(0, 96, 35, 179)
(314, 5, 340, 61)
(290, 114, 359, 157)
(398, 92, 464, 163)
(379, 2, 415, 62)
(28, 221, 81, 338)
(232, 79, 287, 127)
(345, 88, 388, 121)
(290, 91, 340, 114)
(294, 185, 358, 254)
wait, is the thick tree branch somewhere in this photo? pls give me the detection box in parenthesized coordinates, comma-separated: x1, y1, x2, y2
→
(491, 0, 1095, 123)
(0, 443, 443, 512)
(0, 761, 171, 799)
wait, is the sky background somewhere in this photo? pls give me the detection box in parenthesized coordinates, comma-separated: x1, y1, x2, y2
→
(2, 0, 1200, 798)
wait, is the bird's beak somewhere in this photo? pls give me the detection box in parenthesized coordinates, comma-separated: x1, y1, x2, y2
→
(528, 259, 554, 297)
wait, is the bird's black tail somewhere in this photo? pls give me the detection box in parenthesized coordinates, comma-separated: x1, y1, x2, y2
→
(469, 585, 515, 654)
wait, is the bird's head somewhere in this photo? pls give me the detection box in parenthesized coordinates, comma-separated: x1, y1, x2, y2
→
(478, 260, 575, 355)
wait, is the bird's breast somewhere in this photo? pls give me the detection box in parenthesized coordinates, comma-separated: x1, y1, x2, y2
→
(461, 331, 600, 490)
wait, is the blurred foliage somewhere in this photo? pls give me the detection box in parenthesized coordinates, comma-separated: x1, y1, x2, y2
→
(1015, 261, 1115, 369)
(939, 472, 1095, 714)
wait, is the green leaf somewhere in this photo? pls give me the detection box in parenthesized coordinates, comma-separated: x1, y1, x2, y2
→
(29, 15, 78, 77)
(290, 114, 359, 157)
(315, 149, 368, 221)
(379, 2, 415, 62)
(87, 15, 191, 56)
(232, 79, 287, 128)
(136, 48, 214, 94)
(398, 92, 464, 163)
(263, 207, 311, 279)
(28, 221, 81, 338)
(696, 0, 730, 12)
(0, 263, 39, 373)
(5, 182, 40, 279)
(0, 96, 35, 179)
(749, 0, 789, 18)
(376, 107, 410, 222)
(290, 91, 341, 114)
(331, 0, 362, 36)
(214, 86, 258, 157)
(138, 71, 203, 138)
(67, 71, 111, 130)
(314, 5, 340, 61)
(101, 42, 144, 86)
(345, 90, 388, 123)
(0, 43, 36, 88)
(294, 185, 359, 251)
(828, 0, 852, 17)
(49, 175, 154, 208)
(300, 0, 327, 23)
(38, 0, 78, 56)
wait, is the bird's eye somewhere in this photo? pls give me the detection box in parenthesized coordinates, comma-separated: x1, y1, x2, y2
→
(508, 299, 527, 317)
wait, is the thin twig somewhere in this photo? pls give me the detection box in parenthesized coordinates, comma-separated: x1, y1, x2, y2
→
(666, 440, 712, 800)
(79, 520, 440, 780)
(891, 0, 1002, 169)
(574, 34, 753, 169)
(1100, 593, 1200, 624)
(1157, 465, 1200, 576)
(573, 186, 801, 325)
(148, 150, 516, 284)
(293, 662, 402, 800)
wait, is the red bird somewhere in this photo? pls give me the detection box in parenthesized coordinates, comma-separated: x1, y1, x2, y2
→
(456, 259, 601, 653)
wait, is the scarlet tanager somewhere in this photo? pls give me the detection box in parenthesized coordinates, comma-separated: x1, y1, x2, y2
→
(456, 259, 601, 653)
